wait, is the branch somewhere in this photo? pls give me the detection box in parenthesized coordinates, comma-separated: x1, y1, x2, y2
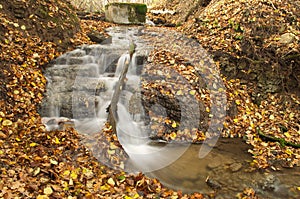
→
(108, 41, 136, 133)
(256, 127, 300, 148)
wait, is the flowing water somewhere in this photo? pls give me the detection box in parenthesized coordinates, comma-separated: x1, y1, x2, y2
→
(40, 26, 300, 198)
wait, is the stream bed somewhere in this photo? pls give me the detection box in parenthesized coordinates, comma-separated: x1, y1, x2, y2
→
(144, 138, 300, 198)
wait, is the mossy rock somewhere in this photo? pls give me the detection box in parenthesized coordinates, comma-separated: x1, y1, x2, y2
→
(105, 3, 147, 25)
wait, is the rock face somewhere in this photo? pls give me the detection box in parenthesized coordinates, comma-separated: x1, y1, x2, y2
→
(105, 3, 147, 24)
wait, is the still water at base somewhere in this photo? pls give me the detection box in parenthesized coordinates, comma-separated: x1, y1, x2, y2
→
(136, 138, 300, 199)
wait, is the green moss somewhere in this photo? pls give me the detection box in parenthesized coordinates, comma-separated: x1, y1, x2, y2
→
(129, 3, 146, 23)
(107, 2, 147, 24)
(134, 3, 147, 14)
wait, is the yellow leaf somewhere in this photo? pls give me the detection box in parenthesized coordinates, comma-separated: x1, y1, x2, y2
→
(100, 184, 110, 191)
(43, 186, 53, 195)
(50, 159, 58, 165)
(233, 118, 239, 123)
(13, 90, 20, 95)
(171, 121, 177, 128)
(30, 142, 38, 147)
(54, 137, 60, 144)
(63, 170, 70, 177)
(284, 132, 291, 138)
(107, 177, 115, 186)
(289, 113, 295, 119)
(2, 119, 12, 126)
(37, 195, 49, 199)
(107, 150, 115, 155)
(297, 187, 300, 191)
(0, 150, 3, 155)
(189, 90, 196, 95)
(235, 100, 241, 105)
(33, 167, 40, 176)
(206, 107, 210, 112)
(170, 132, 177, 140)
(285, 148, 293, 155)
(218, 87, 224, 92)
(109, 142, 118, 150)
(250, 122, 255, 129)
(176, 90, 183, 95)
(70, 170, 77, 180)
(269, 115, 275, 120)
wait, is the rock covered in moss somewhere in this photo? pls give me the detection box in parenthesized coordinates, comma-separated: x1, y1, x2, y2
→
(105, 3, 147, 25)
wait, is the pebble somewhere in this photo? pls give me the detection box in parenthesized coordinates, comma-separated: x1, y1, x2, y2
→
(229, 162, 243, 172)
(207, 160, 221, 170)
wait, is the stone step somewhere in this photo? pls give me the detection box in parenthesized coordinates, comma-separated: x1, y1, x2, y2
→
(45, 64, 100, 78)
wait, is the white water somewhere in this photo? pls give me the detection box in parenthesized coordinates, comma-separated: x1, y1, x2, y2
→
(116, 103, 189, 172)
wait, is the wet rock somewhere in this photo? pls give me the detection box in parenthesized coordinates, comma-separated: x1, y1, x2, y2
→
(42, 117, 74, 131)
(206, 176, 222, 190)
(87, 30, 109, 44)
(261, 174, 278, 191)
(207, 158, 222, 170)
(229, 162, 243, 172)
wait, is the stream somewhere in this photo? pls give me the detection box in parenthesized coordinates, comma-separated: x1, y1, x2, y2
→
(39, 26, 300, 198)
(146, 138, 300, 198)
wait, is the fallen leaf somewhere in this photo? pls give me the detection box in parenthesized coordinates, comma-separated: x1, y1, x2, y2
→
(44, 186, 53, 195)
(107, 177, 115, 186)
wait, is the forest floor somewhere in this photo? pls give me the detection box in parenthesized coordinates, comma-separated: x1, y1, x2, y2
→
(0, 0, 300, 198)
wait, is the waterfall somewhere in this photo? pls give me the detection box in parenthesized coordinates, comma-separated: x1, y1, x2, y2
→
(40, 26, 189, 174)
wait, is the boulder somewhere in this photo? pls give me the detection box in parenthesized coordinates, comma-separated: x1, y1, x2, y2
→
(105, 3, 147, 25)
